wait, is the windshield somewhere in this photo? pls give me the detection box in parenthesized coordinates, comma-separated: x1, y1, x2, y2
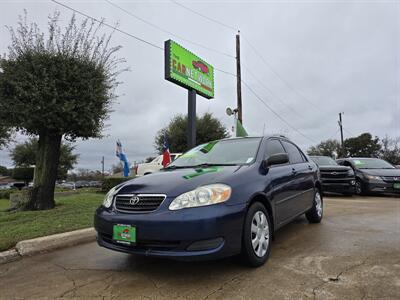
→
(350, 158, 394, 169)
(310, 156, 337, 166)
(168, 138, 262, 167)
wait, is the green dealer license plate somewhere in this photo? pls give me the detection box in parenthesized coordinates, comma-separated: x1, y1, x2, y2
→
(394, 183, 400, 189)
(113, 224, 136, 245)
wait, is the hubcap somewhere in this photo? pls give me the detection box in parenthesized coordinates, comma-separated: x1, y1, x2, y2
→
(356, 181, 362, 194)
(251, 211, 269, 257)
(315, 191, 323, 217)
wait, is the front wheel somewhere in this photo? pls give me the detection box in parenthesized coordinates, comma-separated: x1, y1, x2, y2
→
(241, 202, 272, 267)
(305, 189, 323, 223)
(355, 179, 364, 195)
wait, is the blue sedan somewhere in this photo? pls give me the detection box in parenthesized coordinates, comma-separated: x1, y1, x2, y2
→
(95, 136, 323, 267)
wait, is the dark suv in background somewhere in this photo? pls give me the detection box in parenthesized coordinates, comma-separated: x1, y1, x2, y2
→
(309, 156, 355, 195)
(336, 158, 400, 195)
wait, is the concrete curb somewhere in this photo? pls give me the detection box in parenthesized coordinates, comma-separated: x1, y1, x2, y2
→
(0, 249, 20, 265)
(0, 227, 96, 265)
(16, 228, 96, 256)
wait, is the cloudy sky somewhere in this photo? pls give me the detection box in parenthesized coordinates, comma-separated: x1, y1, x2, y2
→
(0, 0, 399, 171)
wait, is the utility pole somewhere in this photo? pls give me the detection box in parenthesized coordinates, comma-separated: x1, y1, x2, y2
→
(236, 31, 243, 124)
(101, 156, 105, 177)
(338, 112, 344, 146)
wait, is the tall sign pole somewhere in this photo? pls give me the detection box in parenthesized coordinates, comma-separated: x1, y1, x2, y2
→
(164, 40, 214, 150)
(188, 89, 196, 149)
(236, 31, 243, 124)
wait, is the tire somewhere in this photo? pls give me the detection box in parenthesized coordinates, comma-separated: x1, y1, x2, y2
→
(355, 179, 364, 195)
(305, 189, 323, 223)
(241, 202, 272, 267)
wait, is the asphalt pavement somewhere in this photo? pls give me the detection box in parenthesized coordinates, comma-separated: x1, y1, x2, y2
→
(0, 195, 399, 299)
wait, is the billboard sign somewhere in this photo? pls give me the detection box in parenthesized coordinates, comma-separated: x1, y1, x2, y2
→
(165, 40, 214, 99)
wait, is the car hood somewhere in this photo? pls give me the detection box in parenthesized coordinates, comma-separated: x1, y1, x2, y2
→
(117, 165, 246, 197)
(359, 168, 400, 176)
(318, 165, 351, 172)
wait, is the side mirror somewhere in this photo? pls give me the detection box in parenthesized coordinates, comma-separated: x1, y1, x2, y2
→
(265, 153, 289, 167)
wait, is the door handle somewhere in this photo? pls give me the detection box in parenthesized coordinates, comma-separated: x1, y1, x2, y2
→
(292, 168, 297, 174)
(307, 165, 312, 170)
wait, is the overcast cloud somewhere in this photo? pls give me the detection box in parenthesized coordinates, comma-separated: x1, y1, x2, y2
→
(0, 0, 399, 171)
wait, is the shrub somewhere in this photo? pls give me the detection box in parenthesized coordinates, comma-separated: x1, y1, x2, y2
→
(101, 177, 133, 192)
(0, 189, 18, 200)
(0, 190, 11, 199)
(12, 167, 34, 184)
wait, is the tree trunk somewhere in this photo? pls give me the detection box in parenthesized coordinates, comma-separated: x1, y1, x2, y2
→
(26, 132, 62, 210)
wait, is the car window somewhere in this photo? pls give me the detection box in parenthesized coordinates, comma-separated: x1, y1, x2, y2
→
(281, 141, 305, 164)
(170, 138, 262, 167)
(342, 161, 352, 167)
(265, 139, 286, 158)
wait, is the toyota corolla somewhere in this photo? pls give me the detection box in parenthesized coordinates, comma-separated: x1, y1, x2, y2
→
(95, 136, 323, 267)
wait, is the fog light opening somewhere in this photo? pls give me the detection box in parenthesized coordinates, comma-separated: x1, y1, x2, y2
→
(186, 237, 224, 251)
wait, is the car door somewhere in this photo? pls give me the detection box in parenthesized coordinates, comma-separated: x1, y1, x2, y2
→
(280, 141, 314, 217)
(263, 139, 296, 226)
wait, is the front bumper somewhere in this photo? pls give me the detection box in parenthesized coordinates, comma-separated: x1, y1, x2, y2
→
(364, 181, 400, 194)
(94, 202, 246, 260)
(321, 177, 355, 194)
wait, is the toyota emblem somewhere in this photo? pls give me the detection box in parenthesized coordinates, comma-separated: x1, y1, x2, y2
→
(129, 196, 140, 205)
(331, 172, 337, 175)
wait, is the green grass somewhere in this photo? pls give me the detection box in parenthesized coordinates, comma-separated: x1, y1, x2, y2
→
(0, 192, 104, 251)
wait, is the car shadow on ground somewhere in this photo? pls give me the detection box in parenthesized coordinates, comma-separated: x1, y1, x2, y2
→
(119, 215, 312, 279)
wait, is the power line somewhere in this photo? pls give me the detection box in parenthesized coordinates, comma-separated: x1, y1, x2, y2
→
(50, 0, 163, 50)
(52, 0, 316, 144)
(170, 0, 238, 32)
(105, 0, 235, 59)
(241, 35, 323, 113)
(241, 80, 317, 143)
(169, 0, 323, 113)
(242, 64, 307, 122)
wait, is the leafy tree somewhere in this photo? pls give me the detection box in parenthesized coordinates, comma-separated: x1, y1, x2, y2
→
(12, 167, 34, 185)
(0, 12, 124, 210)
(0, 166, 11, 176)
(67, 168, 104, 181)
(154, 113, 229, 153)
(145, 156, 156, 163)
(0, 125, 13, 150)
(380, 135, 400, 165)
(307, 139, 341, 158)
(10, 138, 78, 179)
(342, 133, 381, 157)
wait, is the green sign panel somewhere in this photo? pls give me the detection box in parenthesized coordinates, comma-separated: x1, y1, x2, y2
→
(165, 40, 214, 99)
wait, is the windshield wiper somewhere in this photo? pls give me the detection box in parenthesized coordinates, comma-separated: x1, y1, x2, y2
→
(163, 165, 192, 170)
(191, 163, 238, 168)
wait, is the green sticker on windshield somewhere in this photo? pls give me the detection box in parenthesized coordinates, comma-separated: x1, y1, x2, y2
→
(183, 166, 221, 180)
(200, 141, 218, 154)
(353, 160, 363, 165)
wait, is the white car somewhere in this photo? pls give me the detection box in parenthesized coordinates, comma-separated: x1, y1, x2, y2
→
(135, 153, 181, 176)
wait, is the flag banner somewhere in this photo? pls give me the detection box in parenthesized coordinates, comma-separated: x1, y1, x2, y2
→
(116, 140, 130, 177)
(236, 119, 248, 137)
(162, 133, 171, 167)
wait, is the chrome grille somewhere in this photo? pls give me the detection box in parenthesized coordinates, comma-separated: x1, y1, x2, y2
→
(382, 176, 400, 183)
(320, 169, 349, 178)
(115, 194, 166, 213)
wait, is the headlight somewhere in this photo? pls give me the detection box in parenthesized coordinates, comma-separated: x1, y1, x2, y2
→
(365, 174, 382, 181)
(169, 184, 231, 210)
(103, 186, 118, 208)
